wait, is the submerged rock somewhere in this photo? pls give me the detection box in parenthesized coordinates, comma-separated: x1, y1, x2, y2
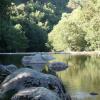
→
(11, 87, 61, 100)
(0, 68, 70, 100)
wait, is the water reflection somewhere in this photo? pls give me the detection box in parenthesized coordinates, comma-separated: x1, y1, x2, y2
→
(0, 54, 100, 100)
(54, 55, 100, 100)
(0, 55, 25, 66)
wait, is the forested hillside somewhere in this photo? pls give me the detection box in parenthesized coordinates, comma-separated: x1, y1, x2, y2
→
(0, 0, 100, 52)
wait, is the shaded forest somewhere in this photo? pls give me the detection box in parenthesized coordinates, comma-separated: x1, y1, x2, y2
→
(0, 0, 100, 52)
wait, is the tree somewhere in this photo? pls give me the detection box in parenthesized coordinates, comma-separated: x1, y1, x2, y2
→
(48, 13, 87, 51)
(0, 0, 13, 17)
(48, 0, 100, 51)
(0, 0, 70, 52)
(10, 0, 69, 51)
(0, 0, 28, 52)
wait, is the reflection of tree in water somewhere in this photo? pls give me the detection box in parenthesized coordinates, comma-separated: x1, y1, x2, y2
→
(0, 55, 22, 66)
(81, 56, 100, 90)
(66, 55, 88, 76)
(59, 55, 100, 92)
(0, 55, 6, 64)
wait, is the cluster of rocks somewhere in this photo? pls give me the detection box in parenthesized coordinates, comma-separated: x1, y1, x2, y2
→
(0, 54, 71, 100)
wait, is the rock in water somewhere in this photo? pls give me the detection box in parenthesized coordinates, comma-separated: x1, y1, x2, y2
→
(90, 92, 98, 95)
(0, 64, 11, 84)
(6, 64, 17, 73)
(0, 68, 70, 100)
(0, 64, 17, 84)
(11, 87, 61, 100)
(48, 62, 68, 71)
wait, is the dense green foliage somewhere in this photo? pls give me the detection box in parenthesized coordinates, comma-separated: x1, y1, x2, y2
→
(49, 0, 100, 51)
(0, 0, 100, 52)
(0, 0, 28, 52)
(0, 0, 69, 52)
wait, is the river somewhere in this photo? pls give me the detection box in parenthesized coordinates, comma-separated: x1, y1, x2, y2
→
(0, 53, 100, 100)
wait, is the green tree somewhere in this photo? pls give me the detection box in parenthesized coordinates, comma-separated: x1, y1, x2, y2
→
(48, 0, 100, 51)
(0, 0, 13, 17)
(0, 0, 70, 52)
(0, 0, 28, 52)
(10, 0, 69, 51)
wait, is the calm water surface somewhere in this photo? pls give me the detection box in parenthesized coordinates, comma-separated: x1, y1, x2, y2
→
(0, 53, 100, 100)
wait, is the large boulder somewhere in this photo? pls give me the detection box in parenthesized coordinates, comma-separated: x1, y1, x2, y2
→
(11, 87, 61, 100)
(0, 68, 70, 100)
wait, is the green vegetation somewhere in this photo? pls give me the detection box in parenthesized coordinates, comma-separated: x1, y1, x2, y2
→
(0, 0, 69, 52)
(0, 0, 100, 52)
(49, 0, 100, 51)
(0, 0, 28, 52)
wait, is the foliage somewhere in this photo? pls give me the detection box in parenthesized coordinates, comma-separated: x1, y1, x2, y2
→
(0, 19, 28, 52)
(0, 0, 28, 52)
(0, 0, 69, 52)
(0, 0, 13, 16)
(9, 0, 69, 52)
(1, 0, 99, 52)
(48, 0, 100, 51)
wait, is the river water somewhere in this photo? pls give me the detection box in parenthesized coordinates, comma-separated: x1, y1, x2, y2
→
(0, 53, 100, 100)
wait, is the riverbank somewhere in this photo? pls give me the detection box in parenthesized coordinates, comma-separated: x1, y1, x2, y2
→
(0, 51, 100, 56)
(66, 51, 100, 56)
